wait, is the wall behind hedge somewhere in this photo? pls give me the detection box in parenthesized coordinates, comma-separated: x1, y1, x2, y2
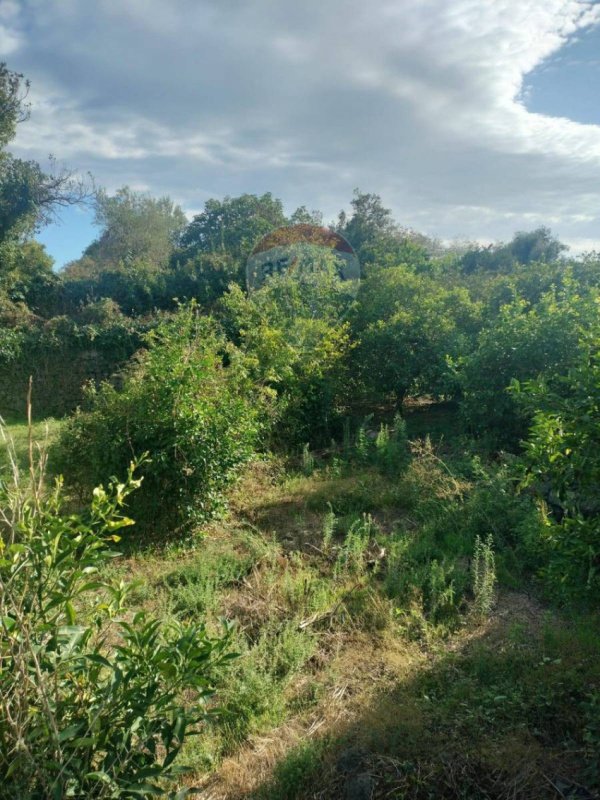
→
(0, 317, 146, 419)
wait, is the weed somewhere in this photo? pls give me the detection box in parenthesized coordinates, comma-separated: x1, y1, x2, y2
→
(471, 534, 496, 618)
(302, 443, 315, 476)
(322, 503, 337, 551)
(334, 514, 375, 577)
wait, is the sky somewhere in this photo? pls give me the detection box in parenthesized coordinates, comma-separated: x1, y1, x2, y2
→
(2, 0, 600, 268)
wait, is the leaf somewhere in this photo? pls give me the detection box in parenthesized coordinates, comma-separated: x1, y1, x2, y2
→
(1, 615, 16, 632)
(124, 782, 165, 797)
(59, 723, 85, 742)
(65, 600, 76, 625)
(85, 771, 113, 785)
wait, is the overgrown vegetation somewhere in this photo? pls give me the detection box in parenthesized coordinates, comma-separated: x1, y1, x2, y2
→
(0, 439, 232, 799)
(2, 59, 600, 799)
(54, 305, 264, 533)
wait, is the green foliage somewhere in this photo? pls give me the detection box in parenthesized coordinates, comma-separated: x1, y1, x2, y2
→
(336, 189, 434, 271)
(201, 620, 317, 759)
(0, 453, 232, 798)
(322, 504, 337, 551)
(162, 547, 256, 619)
(88, 186, 187, 270)
(471, 534, 496, 618)
(258, 739, 326, 800)
(334, 514, 375, 577)
(354, 422, 369, 463)
(0, 63, 88, 259)
(301, 443, 315, 476)
(353, 264, 481, 403)
(373, 413, 410, 476)
(54, 304, 263, 531)
(221, 268, 353, 447)
(459, 290, 590, 446)
(176, 193, 287, 265)
(460, 226, 567, 273)
(0, 309, 147, 418)
(517, 331, 600, 603)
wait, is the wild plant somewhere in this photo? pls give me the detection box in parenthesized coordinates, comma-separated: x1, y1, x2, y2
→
(322, 503, 337, 551)
(355, 424, 370, 463)
(471, 534, 497, 618)
(302, 443, 315, 475)
(0, 420, 232, 798)
(334, 514, 375, 577)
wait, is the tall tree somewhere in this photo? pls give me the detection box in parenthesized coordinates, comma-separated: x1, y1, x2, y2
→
(175, 193, 287, 263)
(0, 63, 89, 249)
(81, 186, 187, 272)
(0, 63, 88, 315)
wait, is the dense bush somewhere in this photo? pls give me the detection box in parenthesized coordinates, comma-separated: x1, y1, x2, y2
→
(0, 452, 232, 798)
(459, 290, 591, 447)
(221, 265, 353, 448)
(518, 330, 600, 603)
(352, 264, 482, 404)
(54, 304, 263, 531)
(0, 306, 147, 418)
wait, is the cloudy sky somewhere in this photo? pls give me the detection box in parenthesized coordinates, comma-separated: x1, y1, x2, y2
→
(2, 0, 600, 266)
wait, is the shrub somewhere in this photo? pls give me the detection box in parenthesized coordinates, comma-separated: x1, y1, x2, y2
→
(459, 291, 589, 447)
(219, 273, 353, 449)
(54, 304, 263, 532)
(0, 443, 233, 798)
(352, 264, 482, 404)
(301, 443, 315, 476)
(373, 413, 410, 476)
(518, 333, 600, 603)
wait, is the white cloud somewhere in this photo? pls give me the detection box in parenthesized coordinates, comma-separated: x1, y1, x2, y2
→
(6, 0, 600, 246)
(0, 23, 20, 54)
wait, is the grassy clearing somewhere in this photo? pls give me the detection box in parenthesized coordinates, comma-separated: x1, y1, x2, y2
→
(117, 451, 599, 799)
(5, 413, 599, 799)
(0, 418, 62, 472)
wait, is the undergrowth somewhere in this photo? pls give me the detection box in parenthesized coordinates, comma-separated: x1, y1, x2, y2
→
(4, 417, 599, 799)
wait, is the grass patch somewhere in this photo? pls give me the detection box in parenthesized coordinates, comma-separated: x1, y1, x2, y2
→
(9, 415, 596, 799)
(0, 418, 62, 473)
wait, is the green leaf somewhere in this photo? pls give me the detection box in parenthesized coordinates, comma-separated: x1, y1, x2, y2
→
(65, 600, 76, 625)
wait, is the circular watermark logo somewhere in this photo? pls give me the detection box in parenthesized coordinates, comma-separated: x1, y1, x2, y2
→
(247, 224, 360, 307)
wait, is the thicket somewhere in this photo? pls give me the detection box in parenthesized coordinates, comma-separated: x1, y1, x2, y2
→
(517, 327, 600, 604)
(54, 305, 264, 532)
(0, 301, 147, 417)
(0, 443, 232, 798)
(4, 58, 600, 798)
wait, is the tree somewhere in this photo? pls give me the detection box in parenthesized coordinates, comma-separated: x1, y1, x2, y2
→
(176, 193, 287, 264)
(508, 227, 567, 265)
(0, 62, 29, 149)
(0, 240, 59, 315)
(460, 227, 568, 274)
(459, 290, 592, 445)
(82, 186, 187, 271)
(518, 330, 600, 602)
(336, 190, 397, 255)
(289, 205, 323, 226)
(0, 62, 90, 321)
(352, 264, 481, 404)
(336, 189, 432, 272)
(220, 256, 353, 446)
